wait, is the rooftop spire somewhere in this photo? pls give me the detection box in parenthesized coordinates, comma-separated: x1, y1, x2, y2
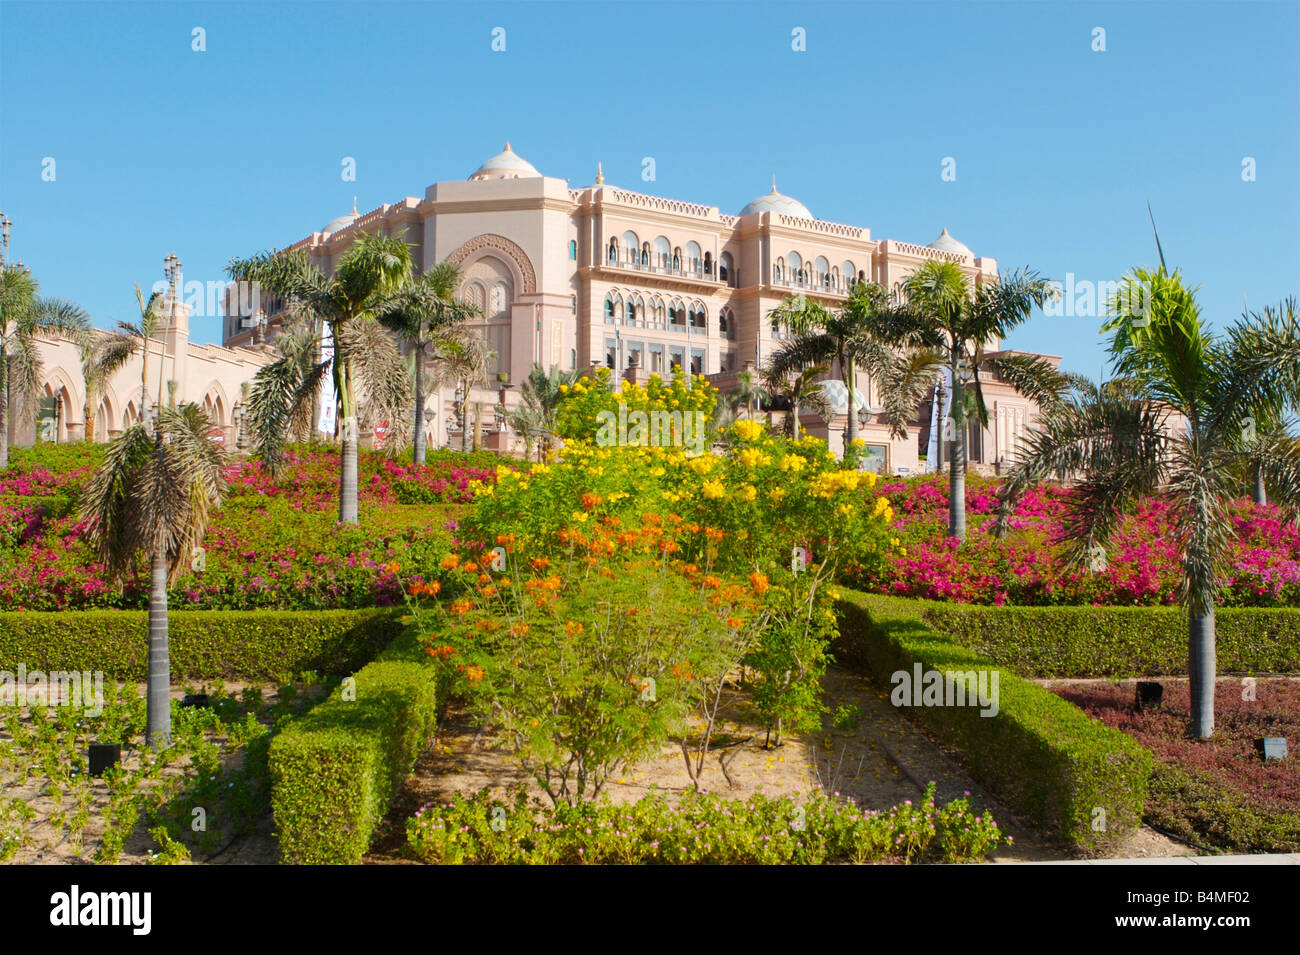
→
(771, 174, 778, 193)
(352, 196, 358, 215)
(595, 161, 604, 185)
(504, 141, 513, 152)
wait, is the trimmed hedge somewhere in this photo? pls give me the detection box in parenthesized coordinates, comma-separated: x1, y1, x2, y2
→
(833, 592, 1152, 855)
(0, 609, 404, 680)
(899, 601, 1300, 677)
(269, 658, 437, 864)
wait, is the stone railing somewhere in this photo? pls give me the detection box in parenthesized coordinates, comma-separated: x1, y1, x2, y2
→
(774, 215, 867, 240)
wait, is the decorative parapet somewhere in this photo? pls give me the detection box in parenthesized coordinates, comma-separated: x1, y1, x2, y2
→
(883, 239, 968, 263)
(774, 215, 868, 241)
(605, 189, 717, 220)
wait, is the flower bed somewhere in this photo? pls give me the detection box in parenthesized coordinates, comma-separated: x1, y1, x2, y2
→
(0, 446, 492, 611)
(1049, 679, 1300, 854)
(857, 473, 1300, 607)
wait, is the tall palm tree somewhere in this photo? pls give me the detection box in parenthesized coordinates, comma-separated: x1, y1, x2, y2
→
(115, 285, 167, 428)
(901, 260, 1058, 539)
(996, 266, 1300, 739)
(507, 363, 581, 460)
(0, 264, 90, 465)
(81, 401, 226, 746)
(227, 231, 413, 523)
(375, 261, 481, 464)
(80, 329, 138, 442)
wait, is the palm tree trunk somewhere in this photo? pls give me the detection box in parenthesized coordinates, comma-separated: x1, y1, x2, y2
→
(338, 356, 359, 524)
(147, 543, 171, 747)
(0, 361, 8, 470)
(948, 375, 967, 540)
(844, 355, 858, 457)
(1188, 604, 1216, 738)
(1253, 465, 1267, 506)
(791, 399, 801, 441)
(412, 349, 426, 466)
(460, 380, 471, 453)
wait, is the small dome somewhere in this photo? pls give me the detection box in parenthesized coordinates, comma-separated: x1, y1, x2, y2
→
(469, 142, 542, 181)
(323, 198, 359, 234)
(928, 228, 972, 256)
(818, 379, 869, 416)
(739, 179, 813, 219)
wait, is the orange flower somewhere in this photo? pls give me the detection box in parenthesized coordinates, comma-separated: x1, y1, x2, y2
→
(477, 573, 492, 585)
(426, 580, 442, 597)
(441, 555, 460, 570)
(670, 660, 694, 680)
(480, 584, 499, 598)
(564, 621, 585, 637)
(462, 665, 484, 683)
(495, 533, 516, 548)
(748, 573, 770, 596)
(727, 616, 745, 629)
(449, 599, 474, 615)
(462, 561, 479, 574)
(510, 621, 530, 636)
(426, 645, 455, 660)
(385, 562, 401, 575)
(703, 575, 722, 589)
(580, 492, 602, 510)
(530, 557, 550, 571)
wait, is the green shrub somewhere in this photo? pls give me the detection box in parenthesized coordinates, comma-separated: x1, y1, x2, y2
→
(0, 609, 403, 680)
(902, 601, 1300, 677)
(833, 592, 1152, 855)
(406, 783, 1009, 865)
(269, 660, 437, 864)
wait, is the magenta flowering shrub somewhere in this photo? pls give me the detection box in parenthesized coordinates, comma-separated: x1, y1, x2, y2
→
(859, 473, 1300, 607)
(0, 447, 494, 611)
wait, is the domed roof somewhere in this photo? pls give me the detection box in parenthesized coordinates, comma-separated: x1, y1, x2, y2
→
(818, 379, 869, 416)
(469, 142, 542, 181)
(928, 228, 972, 256)
(322, 198, 359, 234)
(739, 178, 813, 219)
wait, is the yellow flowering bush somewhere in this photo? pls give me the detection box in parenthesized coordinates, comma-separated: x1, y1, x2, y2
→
(463, 421, 896, 580)
(555, 368, 719, 443)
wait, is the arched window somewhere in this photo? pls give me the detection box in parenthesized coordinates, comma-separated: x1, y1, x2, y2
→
(653, 236, 671, 269)
(640, 242, 650, 267)
(672, 248, 681, 273)
(719, 309, 728, 334)
(621, 231, 639, 266)
(568, 240, 577, 261)
(704, 251, 713, 276)
(719, 251, 733, 284)
(815, 256, 830, 288)
(608, 239, 618, 263)
(626, 300, 636, 323)
(774, 257, 785, 283)
(605, 292, 621, 322)
(788, 252, 803, 286)
(686, 242, 702, 275)
(651, 297, 665, 328)
(691, 302, 706, 330)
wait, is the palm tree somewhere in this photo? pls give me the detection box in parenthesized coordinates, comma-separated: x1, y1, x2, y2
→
(901, 260, 1058, 539)
(227, 231, 413, 523)
(430, 326, 496, 452)
(0, 264, 90, 465)
(507, 363, 581, 460)
(80, 329, 138, 442)
(759, 355, 831, 440)
(730, 368, 767, 420)
(81, 401, 226, 746)
(768, 285, 943, 456)
(996, 265, 1300, 738)
(115, 285, 167, 428)
(375, 261, 481, 465)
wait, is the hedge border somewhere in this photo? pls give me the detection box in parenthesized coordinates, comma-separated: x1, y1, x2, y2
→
(0, 609, 405, 681)
(897, 601, 1300, 677)
(269, 655, 437, 864)
(833, 591, 1152, 855)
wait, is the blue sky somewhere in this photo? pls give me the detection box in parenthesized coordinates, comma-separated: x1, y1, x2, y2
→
(1, 0, 1297, 377)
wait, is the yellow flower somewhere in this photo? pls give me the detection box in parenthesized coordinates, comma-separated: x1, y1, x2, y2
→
(733, 420, 764, 442)
(736, 484, 757, 503)
(701, 479, 725, 500)
(768, 487, 786, 503)
(571, 511, 589, 524)
(778, 455, 806, 473)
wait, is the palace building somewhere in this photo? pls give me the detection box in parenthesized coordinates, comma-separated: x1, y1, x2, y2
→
(23, 143, 1057, 473)
(222, 143, 1058, 473)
